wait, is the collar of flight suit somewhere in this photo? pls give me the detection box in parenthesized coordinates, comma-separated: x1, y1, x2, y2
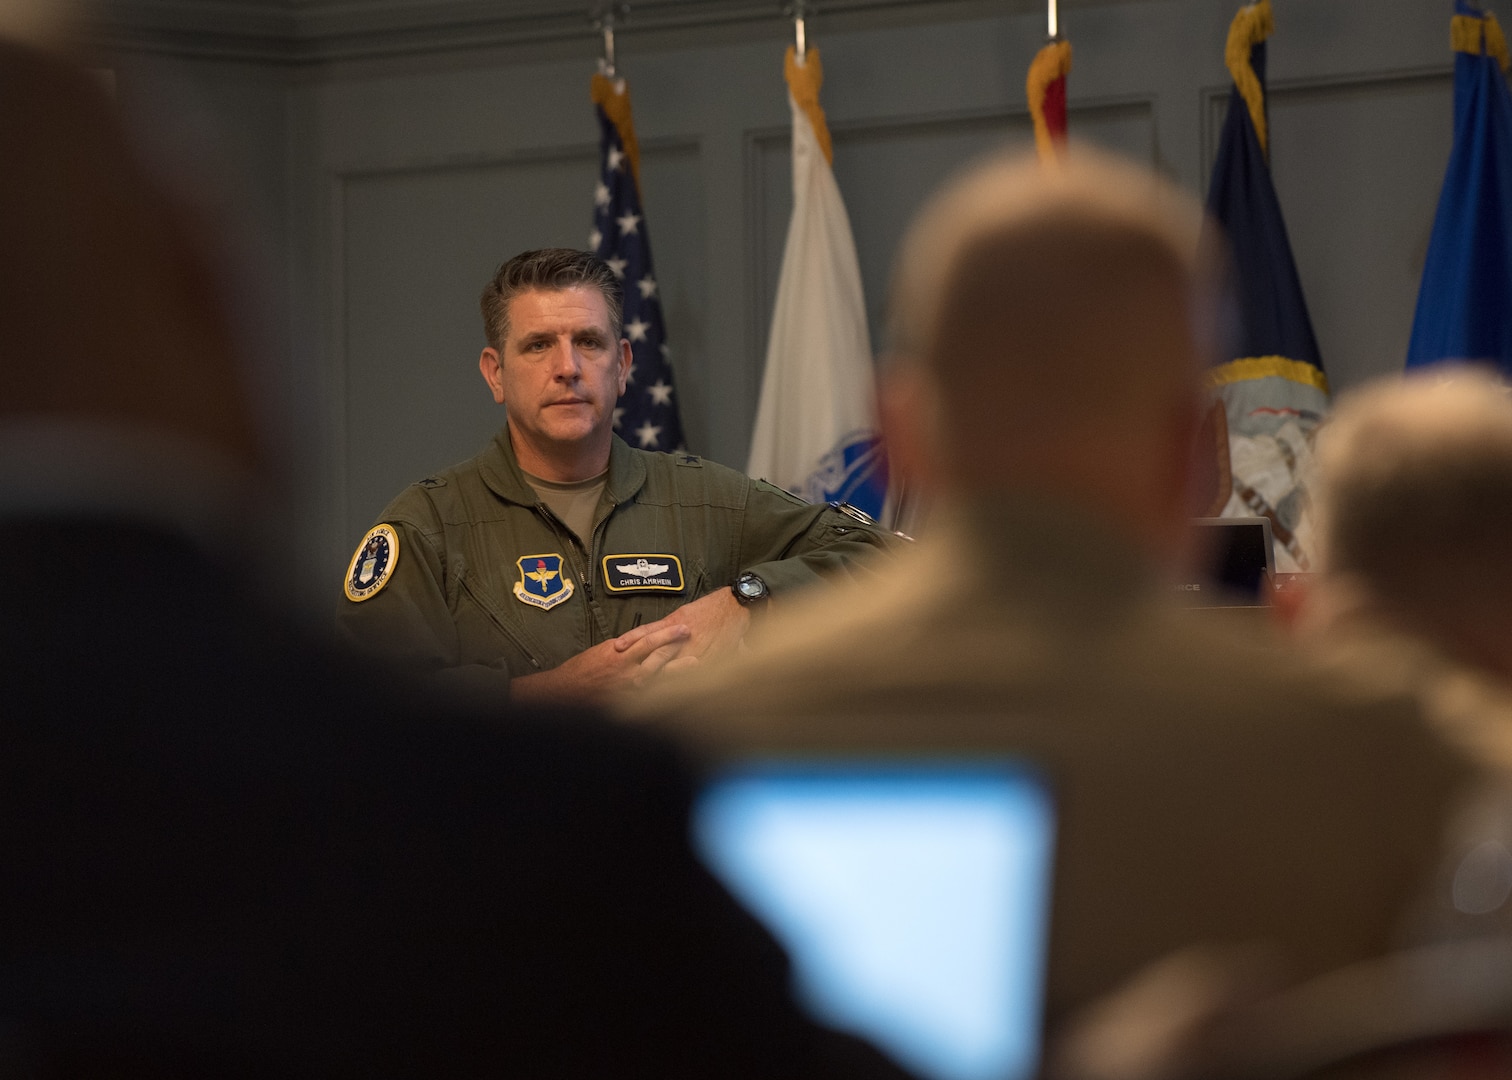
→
(477, 427, 649, 511)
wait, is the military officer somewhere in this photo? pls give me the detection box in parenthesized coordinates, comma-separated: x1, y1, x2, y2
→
(338, 248, 897, 703)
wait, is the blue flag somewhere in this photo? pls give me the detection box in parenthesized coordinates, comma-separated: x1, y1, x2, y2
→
(1406, 2, 1512, 373)
(1204, 0, 1329, 571)
(590, 72, 687, 452)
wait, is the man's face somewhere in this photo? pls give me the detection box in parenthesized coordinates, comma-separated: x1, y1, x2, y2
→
(479, 285, 631, 466)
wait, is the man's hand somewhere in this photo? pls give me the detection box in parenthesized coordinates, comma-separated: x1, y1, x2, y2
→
(624, 587, 751, 664)
(510, 622, 691, 705)
(510, 588, 752, 705)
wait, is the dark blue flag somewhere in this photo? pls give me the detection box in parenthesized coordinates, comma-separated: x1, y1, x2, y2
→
(589, 72, 686, 452)
(1204, 0, 1329, 571)
(1406, 2, 1512, 373)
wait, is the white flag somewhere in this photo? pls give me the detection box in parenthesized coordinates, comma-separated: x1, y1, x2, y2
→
(747, 46, 887, 519)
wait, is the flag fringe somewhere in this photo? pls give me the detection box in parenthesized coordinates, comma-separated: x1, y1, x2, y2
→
(1207, 354, 1330, 395)
(1224, 0, 1274, 156)
(1453, 10, 1511, 73)
(591, 72, 642, 188)
(784, 46, 834, 167)
(1027, 39, 1072, 163)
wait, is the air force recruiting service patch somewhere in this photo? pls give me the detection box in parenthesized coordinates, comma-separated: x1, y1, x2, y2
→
(602, 554, 685, 593)
(345, 524, 399, 602)
(514, 553, 575, 610)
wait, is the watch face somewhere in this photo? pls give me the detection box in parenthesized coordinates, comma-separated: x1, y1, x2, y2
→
(736, 575, 767, 602)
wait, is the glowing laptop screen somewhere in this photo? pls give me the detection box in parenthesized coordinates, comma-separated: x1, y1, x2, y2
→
(694, 761, 1055, 1080)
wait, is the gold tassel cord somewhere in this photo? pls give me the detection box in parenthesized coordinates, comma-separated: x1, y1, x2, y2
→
(784, 45, 833, 167)
(1207, 354, 1331, 395)
(1026, 39, 1073, 163)
(1224, 0, 1274, 156)
(591, 72, 642, 189)
(1452, 10, 1511, 73)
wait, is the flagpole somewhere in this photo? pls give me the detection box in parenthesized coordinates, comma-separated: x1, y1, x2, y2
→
(592, 2, 623, 78)
(789, 0, 809, 63)
(1047, 0, 1057, 39)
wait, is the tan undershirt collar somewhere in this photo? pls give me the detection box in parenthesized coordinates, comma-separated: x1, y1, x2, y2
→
(522, 467, 608, 547)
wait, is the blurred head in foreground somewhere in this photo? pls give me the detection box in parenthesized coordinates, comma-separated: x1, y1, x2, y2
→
(624, 147, 1473, 1033)
(0, 34, 263, 480)
(0, 38, 925, 1080)
(880, 146, 1221, 559)
(1311, 369, 1512, 681)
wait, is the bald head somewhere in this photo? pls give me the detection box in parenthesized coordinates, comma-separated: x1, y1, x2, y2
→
(882, 148, 1219, 550)
(1314, 370, 1512, 677)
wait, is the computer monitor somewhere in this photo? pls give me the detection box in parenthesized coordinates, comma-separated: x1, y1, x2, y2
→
(694, 760, 1056, 1080)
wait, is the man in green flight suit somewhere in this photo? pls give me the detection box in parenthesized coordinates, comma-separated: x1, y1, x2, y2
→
(338, 248, 897, 703)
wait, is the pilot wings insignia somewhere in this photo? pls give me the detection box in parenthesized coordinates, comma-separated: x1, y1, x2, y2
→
(617, 559, 670, 578)
(602, 553, 685, 594)
(513, 553, 574, 610)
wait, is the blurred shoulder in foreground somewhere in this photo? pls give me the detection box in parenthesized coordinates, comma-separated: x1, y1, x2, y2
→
(0, 36, 913, 1080)
(1295, 369, 1512, 946)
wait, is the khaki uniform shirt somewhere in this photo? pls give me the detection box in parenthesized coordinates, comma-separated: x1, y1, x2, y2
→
(338, 431, 897, 695)
(628, 498, 1472, 1027)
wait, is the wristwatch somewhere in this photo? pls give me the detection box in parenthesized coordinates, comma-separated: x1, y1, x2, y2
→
(732, 571, 769, 606)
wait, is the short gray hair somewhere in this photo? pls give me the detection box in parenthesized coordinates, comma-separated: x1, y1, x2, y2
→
(1314, 368, 1512, 636)
(885, 145, 1214, 362)
(882, 145, 1221, 444)
(479, 248, 624, 351)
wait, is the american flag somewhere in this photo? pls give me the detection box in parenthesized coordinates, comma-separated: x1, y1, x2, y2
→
(589, 73, 686, 453)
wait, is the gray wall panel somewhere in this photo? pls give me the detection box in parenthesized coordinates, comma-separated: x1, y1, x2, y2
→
(1267, 73, 1453, 395)
(637, 145, 711, 457)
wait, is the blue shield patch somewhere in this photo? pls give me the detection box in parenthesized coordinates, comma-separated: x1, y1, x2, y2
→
(513, 553, 575, 611)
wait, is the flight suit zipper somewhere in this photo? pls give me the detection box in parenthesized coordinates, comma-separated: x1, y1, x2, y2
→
(533, 502, 604, 647)
(587, 491, 620, 606)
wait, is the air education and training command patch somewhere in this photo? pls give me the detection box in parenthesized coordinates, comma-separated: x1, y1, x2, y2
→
(345, 523, 399, 602)
(514, 553, 575, 611)
(602, 554, 685, 593)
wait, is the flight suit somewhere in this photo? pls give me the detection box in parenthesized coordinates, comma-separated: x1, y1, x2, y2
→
(338, 431, 898, 696)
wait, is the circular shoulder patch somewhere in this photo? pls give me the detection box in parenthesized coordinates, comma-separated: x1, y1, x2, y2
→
(344, 523, 400, 602)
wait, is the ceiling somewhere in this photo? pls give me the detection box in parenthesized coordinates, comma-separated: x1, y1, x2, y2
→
(89, 0, 1129, 63)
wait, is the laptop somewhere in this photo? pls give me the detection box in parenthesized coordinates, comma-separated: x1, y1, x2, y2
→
(694, 760, 1056, 1080)
(1183, 516, 1276, 605)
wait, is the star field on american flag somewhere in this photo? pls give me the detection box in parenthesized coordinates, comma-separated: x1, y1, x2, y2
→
(591, 94, 686, 452)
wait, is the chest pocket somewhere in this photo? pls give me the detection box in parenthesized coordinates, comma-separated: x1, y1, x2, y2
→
(448, 550, 559, 671)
